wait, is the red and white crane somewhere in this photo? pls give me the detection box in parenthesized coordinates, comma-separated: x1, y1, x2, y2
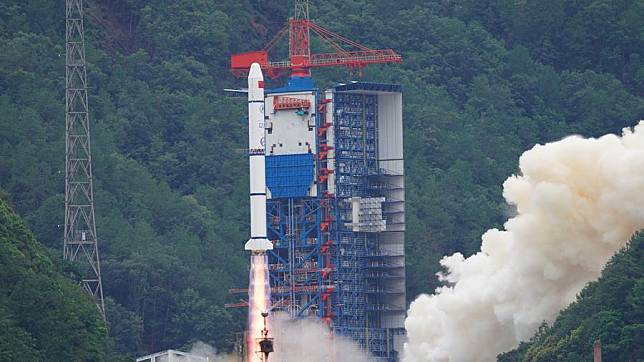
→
(230, 0, 402, 79)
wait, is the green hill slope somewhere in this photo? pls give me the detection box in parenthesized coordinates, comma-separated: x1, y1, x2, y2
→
(499, 233, 644, 362)
(0, 197, 113, 361)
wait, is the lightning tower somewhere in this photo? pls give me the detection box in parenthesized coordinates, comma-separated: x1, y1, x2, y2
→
(64, 0, 105, 318)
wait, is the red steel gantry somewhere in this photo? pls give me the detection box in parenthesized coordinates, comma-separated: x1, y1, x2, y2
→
(230, 0, 402, 79)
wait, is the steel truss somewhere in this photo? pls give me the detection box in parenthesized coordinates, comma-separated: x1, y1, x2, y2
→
(64, 0, 105, 318)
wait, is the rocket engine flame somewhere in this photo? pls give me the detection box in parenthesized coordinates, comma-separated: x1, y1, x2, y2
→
(248, 253, 271, 362)
(403, 122, 644, 362)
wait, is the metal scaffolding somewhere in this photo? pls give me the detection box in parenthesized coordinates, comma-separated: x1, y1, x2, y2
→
(331, 91, 404, 360)
(264, 84, 405, 361)
(64, 0, 105, 318)
(267, 197, 327, 318)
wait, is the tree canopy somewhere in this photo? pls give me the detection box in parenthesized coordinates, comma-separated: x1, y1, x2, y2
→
(0, 197, 115, 361)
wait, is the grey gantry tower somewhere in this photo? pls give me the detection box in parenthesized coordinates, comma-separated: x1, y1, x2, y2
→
(64, 0, 105, 318)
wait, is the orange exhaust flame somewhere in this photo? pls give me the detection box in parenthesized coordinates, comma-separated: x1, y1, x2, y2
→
(247, 253, 271, 362)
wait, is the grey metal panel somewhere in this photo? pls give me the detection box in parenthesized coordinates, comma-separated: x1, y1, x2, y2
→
(377, 93, 404, 174)
(376, 91, 406, 333)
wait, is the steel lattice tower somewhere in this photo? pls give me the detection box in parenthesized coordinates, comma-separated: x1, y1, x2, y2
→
(64, 0, 105, 318)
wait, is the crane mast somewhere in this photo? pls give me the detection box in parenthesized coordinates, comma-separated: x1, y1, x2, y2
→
(230, 0, 402, 79)
(289, 0, 311, 77)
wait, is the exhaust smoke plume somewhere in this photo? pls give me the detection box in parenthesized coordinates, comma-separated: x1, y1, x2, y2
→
(270, 313, 371, 362)
(404, 122, 644, 362)
(188, 341, 237, 362)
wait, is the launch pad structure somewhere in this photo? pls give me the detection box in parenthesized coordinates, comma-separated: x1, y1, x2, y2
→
(232, 1, 405, 360)
(264, 79, 406, 360)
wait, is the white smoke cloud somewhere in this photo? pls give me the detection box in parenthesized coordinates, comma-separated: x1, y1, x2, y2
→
(186, 315, 370, 362)
(270, 312, 371, 362)
(403, 122, 644, 362)
(188, 341, 238, 362)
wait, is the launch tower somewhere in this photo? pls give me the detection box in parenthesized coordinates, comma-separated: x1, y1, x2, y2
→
(232, 1, 405, 360)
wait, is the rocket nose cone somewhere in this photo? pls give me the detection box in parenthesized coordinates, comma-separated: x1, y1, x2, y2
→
(249, 62, 264, 81)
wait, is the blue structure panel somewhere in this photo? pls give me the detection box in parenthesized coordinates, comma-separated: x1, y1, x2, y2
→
(266, 153, 315, 198)
(266, 76, 316, 93)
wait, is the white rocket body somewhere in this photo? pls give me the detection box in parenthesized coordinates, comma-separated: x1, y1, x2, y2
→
(245, 63, 273, 252)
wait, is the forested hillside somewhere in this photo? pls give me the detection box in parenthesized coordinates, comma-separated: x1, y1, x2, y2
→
(1, 0, 642, 358)
(499, 233, 644, 361)
(0, 198, 116, 360)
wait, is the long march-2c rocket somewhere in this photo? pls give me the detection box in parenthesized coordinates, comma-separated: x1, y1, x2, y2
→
(244, 63, 273, 253)
(245, 62, 274, 362)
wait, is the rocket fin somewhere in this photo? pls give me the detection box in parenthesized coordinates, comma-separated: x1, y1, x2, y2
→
(245, 238, 273, 251)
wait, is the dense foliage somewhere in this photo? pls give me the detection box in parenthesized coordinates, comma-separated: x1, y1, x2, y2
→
(499, 233, 644, 361)
(0, 0, 642, 358)
(447, 0, 644, 94)
(0, 198, 115, 361)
